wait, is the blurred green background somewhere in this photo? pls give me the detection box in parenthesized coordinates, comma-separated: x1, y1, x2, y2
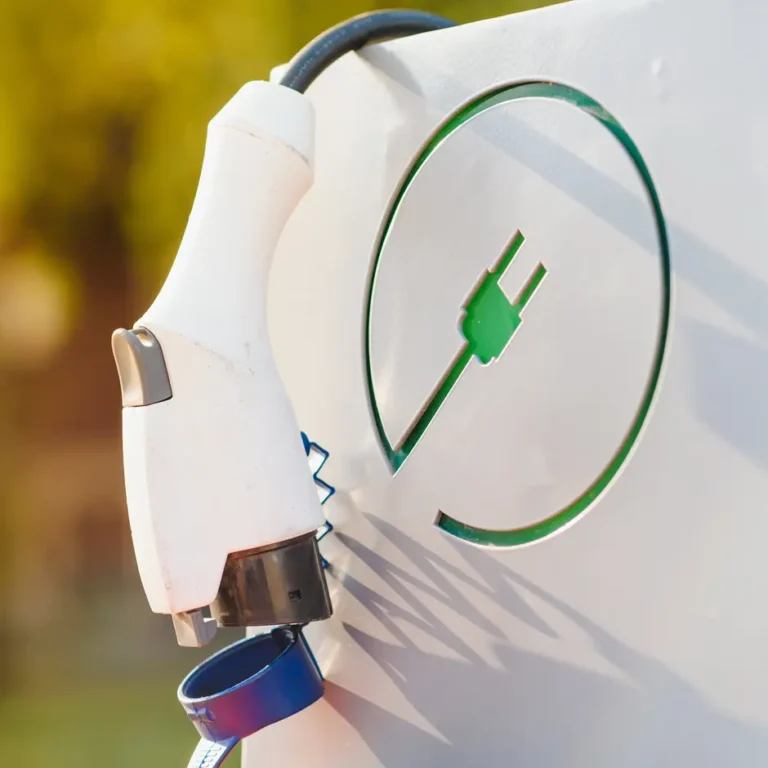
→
(0, 0, 552, 764)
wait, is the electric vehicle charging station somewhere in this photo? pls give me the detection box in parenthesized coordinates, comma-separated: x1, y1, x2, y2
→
(113, 0, 768, 765)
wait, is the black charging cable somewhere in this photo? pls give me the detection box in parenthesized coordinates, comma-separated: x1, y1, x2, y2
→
(279, 9, 455, 94)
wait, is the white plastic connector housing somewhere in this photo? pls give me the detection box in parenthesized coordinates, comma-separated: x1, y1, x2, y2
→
(121, 81, 325, 615)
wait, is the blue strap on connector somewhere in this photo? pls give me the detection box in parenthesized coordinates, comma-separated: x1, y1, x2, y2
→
(301, 431, 336, 567)
(178, 626, 324, 767)
(301, 431, 336, 505)
(186, 738, 239, 768)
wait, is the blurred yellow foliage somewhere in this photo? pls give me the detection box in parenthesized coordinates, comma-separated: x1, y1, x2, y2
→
(0, 245, 76, 367)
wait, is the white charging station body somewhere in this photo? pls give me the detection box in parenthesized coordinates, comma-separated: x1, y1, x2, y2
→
(242, 0, 768, 765)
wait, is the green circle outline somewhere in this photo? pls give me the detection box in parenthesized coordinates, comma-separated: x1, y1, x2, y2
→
(364, 81, 671, 547)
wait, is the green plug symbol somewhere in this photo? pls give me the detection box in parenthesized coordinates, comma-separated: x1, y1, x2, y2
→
(391, 230, 545, 470)
(462, 231, 545, 364)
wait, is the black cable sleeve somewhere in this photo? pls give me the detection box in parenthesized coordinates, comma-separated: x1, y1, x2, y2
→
(279, 10, 455, 94)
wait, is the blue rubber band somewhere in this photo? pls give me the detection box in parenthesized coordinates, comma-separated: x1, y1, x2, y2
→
(178, 626, 324, 767)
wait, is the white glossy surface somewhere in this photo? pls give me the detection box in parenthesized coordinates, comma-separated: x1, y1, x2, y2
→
(251, 0, 768, 764)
